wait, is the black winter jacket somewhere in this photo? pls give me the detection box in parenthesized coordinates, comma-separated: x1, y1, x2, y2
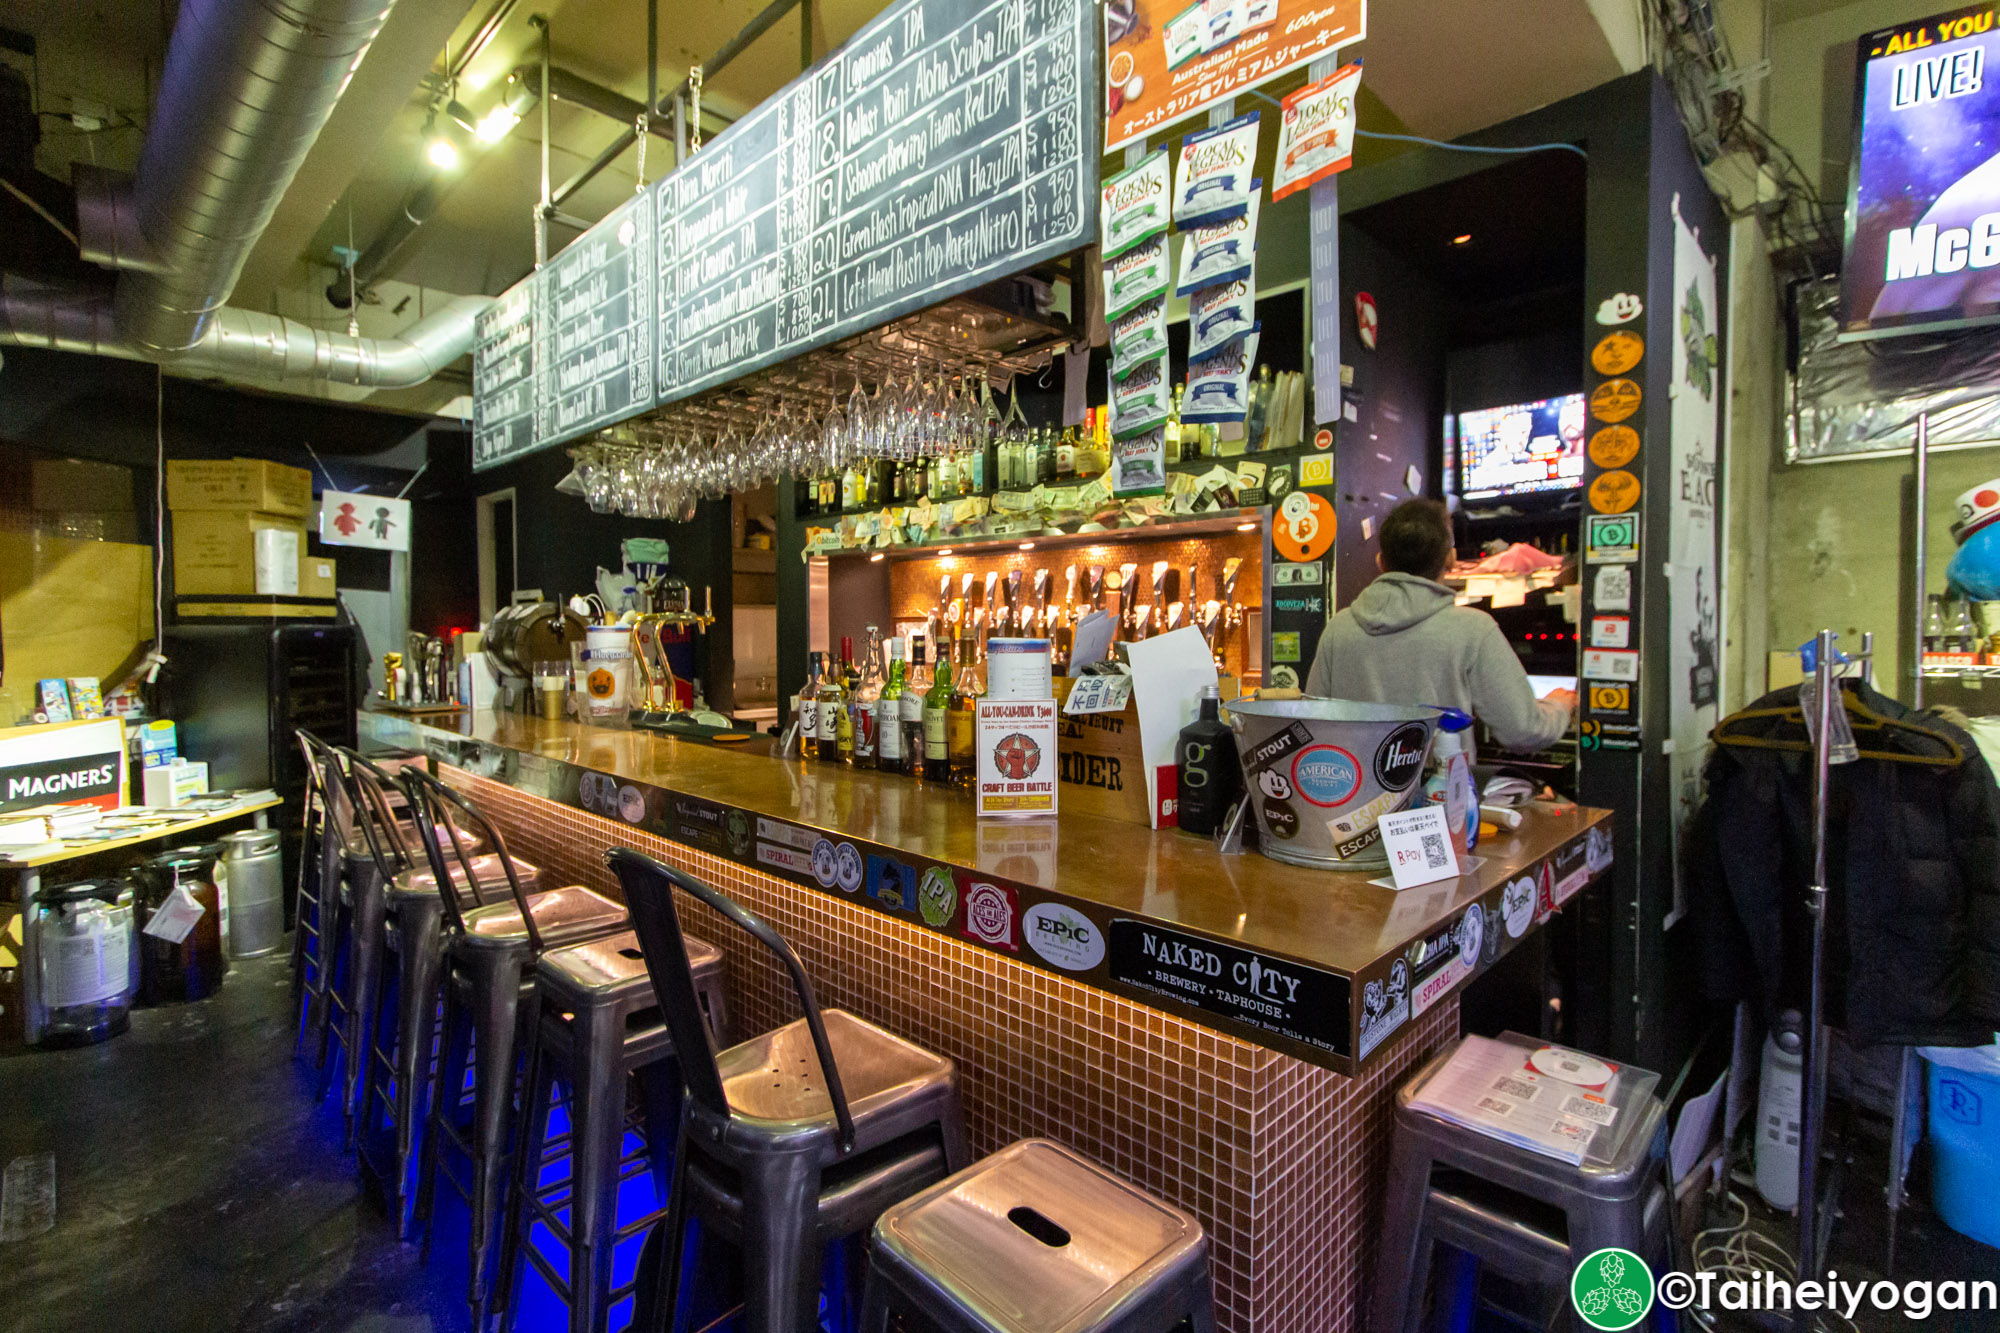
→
(1689, 680, 2000, 1047)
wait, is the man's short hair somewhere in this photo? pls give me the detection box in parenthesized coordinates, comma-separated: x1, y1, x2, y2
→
(1379, 498, 1453, 580)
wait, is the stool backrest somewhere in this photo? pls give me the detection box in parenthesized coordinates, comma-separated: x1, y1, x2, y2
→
(296, 731, 343, 885)
(332, 747, 415, 883)
(400, 767, 545, 950)
(608, 847, 857, 1153)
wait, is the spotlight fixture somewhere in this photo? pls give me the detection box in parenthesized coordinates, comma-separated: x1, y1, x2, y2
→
(427, 135, 461, 169)
(475, 105, 522, 142)
(444, 99, 480, 135)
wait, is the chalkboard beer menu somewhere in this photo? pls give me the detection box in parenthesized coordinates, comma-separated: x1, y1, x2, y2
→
(471, 0, 1096, 471)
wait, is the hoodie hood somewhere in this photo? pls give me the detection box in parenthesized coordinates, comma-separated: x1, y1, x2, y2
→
(1350, 572, 1457, 635)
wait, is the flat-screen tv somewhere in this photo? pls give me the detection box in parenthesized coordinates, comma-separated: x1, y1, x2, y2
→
(1448, 394, 1587, 502)
(1841, 5, 2000, 340)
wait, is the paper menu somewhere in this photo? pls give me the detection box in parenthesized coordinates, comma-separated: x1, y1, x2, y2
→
(1124, 627, 1221, 828)
(1408, 1034, 1645, 1166)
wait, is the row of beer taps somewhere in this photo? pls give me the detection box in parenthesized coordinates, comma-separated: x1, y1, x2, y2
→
(928, 558, 1247, 654)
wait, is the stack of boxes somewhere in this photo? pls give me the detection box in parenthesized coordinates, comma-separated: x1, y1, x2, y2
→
(166, 458, 337, 617)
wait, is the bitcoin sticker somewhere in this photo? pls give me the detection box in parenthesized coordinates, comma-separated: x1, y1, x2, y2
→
(1587, 425, 1640, 469)
(1590, 378, 1642, 424)
(1273, 491, 1336, 562)
(1591, 331, 1645, 376)
(1588, 470, 1641, 514)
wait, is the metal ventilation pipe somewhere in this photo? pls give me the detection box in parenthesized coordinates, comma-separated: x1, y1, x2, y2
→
(113, 0, 403, 356)
(0, 276, 488, 390)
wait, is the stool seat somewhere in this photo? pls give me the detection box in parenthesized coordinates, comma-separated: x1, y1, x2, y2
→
(540, 928, 723, 997)
(462, 885, 626, 948)
(875, 1140, 1206, 1333)
(390, 855, 541, 900)
(719, 1008, 952, 1132)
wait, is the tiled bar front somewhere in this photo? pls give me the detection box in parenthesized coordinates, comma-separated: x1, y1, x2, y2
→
(443, 767, 1460, 1333)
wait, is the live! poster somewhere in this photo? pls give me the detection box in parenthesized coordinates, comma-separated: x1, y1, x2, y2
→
(1103, 0, 1366, 151)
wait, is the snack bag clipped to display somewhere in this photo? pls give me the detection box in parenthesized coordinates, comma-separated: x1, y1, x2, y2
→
(1109, 355, 1172, 437)
(1174, 112, 1260, 229)
(1183, 328, 1261, 423)
(1111, 295, 1169, 376)
(1102, 233, 1171, 321)
(1112, 426, 1168, 496)
(1273, 63, 1362, 203)
(1100, 150, 1171, 260)
(1175, 187, 1259, 295)
(1188, 273, 1258, 359)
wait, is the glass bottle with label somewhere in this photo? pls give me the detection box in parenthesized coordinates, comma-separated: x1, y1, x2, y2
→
(922, 635, 955, 783)
(817, 644, 845, 761)
(1175, 685, 1240, 836)
(852, 627, 883, 768)
(1165, 385, 1185, 464)
(797, 653, 826, 760)
(835, 636, 858, 763)
(948, 633, 981, 788)
(901, 637, 930, 776)
(876, 637, 906, 773)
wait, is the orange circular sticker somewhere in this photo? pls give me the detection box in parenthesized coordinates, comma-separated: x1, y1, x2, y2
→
(1588, 469, 1642, 514)
(1273, 491, 1336, 562)
(1588, 425, 1641, 469)
(587, 668, 617, 699)
(1591, 331, 1644, 376)
(1590, 378, 1642, 423)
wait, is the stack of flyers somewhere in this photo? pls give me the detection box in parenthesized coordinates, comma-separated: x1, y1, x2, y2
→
(1111, 295, 1168, 377)
(1173, 113, 1259, 228)
(1102, 234, 1170, 321)
(1183, 328, 1260, 423)
(1100, 150, 1170, 259)
(1175, 189, 1258, 295)
(1189, 274, 1257, 358)
(1274, 63, 1363, 203)
(1109, 355, 1171, 437)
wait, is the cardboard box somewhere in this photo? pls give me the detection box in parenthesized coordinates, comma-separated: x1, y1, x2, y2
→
(32, 458, 134, 511)
(1053, 677, 1153, 826)
(299, 554, 337, 599)
(166, 458, 312, 516)
(172, 510, 306, 596)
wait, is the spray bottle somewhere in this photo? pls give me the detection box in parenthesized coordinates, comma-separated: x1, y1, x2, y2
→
(1424, 709, 1478, 858)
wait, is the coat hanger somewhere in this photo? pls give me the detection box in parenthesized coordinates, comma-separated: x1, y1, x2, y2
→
(1711, 676, 1963, 767)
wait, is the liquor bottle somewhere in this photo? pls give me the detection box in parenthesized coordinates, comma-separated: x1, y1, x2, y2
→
(836, 635, 858, 763)
(1056, 426, 1077, 481)
(923, 635, 956, 783)
(1035, 427, 1056, 487)
(1951, 600, 1980, 654)
(937, 450, 958, 498)
(852, 626, 884, 768)
(1165, 385, 1185, 464)
(797, 652, 826, 760)
(948, 632, 981, 788)
(1245, 366, 1274, 451)
(1175, 685, 1241, 836)
(876, 637, 907, 773)
(817, 644, 844, 761)
(901, 636, 931, 776)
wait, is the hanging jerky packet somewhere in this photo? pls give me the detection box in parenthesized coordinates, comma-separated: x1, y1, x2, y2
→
(1109, 355, 1171, 438)
(1100, 150, 1171, 260)
(1183, 327, 1261, 423)
(1112, 426, 1168, 496)
(1175, 187, 1259, 295)
(1174, 112, 1260, 229)
(1111, 295, 1169, 376)
(1189, 273, 1257, 359)
(1102, 233, 1170, 321)
(1273, 63, 1362, 203)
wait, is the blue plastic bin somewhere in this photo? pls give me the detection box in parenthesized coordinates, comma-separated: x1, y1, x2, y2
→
(1923, 1043, 2000, 1250)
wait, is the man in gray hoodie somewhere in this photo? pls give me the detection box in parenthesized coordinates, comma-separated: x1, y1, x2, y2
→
(1304, 498, 1574, 753)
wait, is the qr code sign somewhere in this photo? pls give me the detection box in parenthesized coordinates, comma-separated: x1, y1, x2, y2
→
(1494, 1076, 1540, 1102)
(1421, 832, 1450, 869)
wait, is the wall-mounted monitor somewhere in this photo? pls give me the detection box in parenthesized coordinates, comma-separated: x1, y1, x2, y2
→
(1447, 394, 1587, 502)
(1841, 5, 2000, 340)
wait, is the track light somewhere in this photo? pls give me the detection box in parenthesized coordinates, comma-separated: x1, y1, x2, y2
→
(427, 136, 460, 169)
(475, 106, 521, 142)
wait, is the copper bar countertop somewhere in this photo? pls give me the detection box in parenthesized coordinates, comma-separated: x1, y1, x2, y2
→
(360, 707, 1612, 1074)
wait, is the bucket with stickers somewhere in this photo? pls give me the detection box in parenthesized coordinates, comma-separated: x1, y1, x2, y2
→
(1228, 697, 1437, 869)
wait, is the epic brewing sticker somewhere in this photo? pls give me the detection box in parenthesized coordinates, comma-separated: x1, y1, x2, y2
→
(1111, 295, 1170, 374)
(1188, 274, 1258, 358)
(1102, 233, 1171, 320)
(1183, 327, 1261, 422)
(1100, 149, 1171, 260)
(1273, 62, 1362, 202)
(1174, 112, 1261, 228)
(1175, 189, 1260, 295)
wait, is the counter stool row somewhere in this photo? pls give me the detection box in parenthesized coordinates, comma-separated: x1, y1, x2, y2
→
(289, 730, 1214, 1333)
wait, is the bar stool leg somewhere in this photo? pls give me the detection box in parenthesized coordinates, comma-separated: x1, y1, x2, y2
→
(740, 1150, 826, 1333)
(1371, 1128, 1437, 1333)
(344, 872, 387, 1145)
(467, 951, 526, 1327)
(314, 890, 353, 1100)
(497, 1007, 557, 1333)
(417, 973, 472, 1255)
(569, 1002, 626, 1333)
(392, 903, 445, 1237)
(632, 1058, 682, 1198)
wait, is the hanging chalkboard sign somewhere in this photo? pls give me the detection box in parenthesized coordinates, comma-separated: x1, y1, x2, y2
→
(537, 189, 655, 451)
(655, 0, 1096, 404)
(471, 277, 537, 470)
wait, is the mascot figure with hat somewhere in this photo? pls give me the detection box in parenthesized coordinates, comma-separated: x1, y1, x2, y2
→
(1947, 480, 2000, 600)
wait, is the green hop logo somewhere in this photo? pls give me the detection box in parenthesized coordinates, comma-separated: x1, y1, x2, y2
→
(1570, 1247, 1654, 1330)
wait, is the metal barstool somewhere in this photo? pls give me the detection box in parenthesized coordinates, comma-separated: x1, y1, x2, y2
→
(339, 750, 541, 1235)
(859, 1139, 1216, 1333)
(1370, 1039, 1674, 1333)
(496, 927, 729, 1333)
(296, 734, 363, 1098)
(406, 769, 628, 1328)
(610, 848, 971, 1333)
(289, 729, 329, 1015)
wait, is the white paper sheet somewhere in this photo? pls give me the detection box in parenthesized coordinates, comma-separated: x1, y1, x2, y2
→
(1124, 627, 1221, 824)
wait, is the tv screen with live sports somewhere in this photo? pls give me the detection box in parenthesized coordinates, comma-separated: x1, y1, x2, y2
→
(1841, 4, 2000, 340)
(1451, 395, 1587, 501)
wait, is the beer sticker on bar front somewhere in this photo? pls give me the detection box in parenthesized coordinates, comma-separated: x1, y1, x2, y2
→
(1273, 63, 1362, 202)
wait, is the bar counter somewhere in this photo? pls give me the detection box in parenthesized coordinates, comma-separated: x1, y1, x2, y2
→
(359, 707, 1612, 1332)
